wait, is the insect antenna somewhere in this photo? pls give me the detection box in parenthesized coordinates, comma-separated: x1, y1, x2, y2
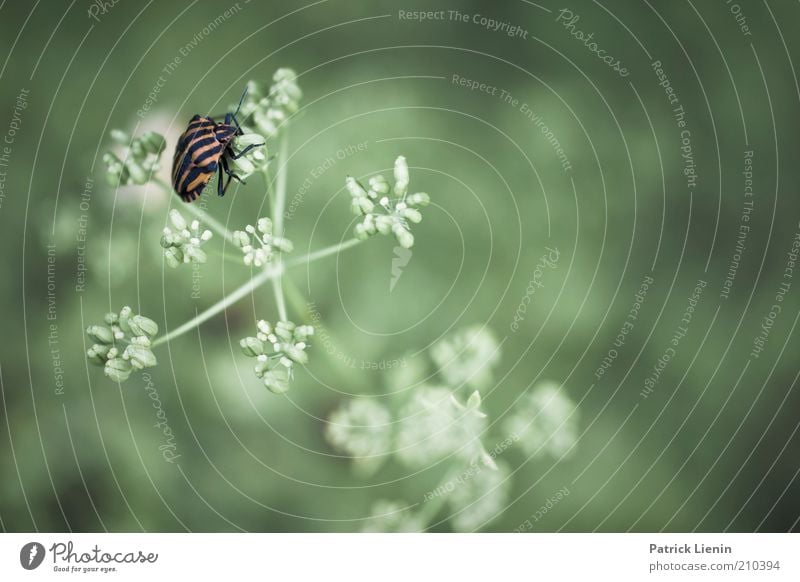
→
(209, 86, 249, 127)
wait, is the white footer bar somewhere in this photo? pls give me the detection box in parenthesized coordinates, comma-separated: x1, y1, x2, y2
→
(1, 533, 797, 580)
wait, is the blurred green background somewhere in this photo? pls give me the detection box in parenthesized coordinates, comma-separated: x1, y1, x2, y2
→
(1, 0, 799, 532)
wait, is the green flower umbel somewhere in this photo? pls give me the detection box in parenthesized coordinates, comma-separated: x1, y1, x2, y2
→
(239, 320, 313, 393)
(86, 306, 159, 382)
(347, 156, 430, 249)
(232, 217, 293, 267)
(239, 68, 302, 139)
(103, 130, 166, 186)
(160, 209, 213, 268)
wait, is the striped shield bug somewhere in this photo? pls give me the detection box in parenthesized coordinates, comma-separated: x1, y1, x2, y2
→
(171, 89, 263, 202)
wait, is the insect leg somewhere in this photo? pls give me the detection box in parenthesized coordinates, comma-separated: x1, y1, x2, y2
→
(229, 142, 264, 160)
(217, 164, 226, 197)
(221, 154, 245, 185)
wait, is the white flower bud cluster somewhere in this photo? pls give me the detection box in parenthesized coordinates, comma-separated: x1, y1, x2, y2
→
(325, 325, 541, 532)
(394, 386, 489, 468)
(325, 398, 392, 460)
(103, 130, 166, 186)
(239, 320, 314, 394)
(430, 326, 501, 392)
(226, 131, 268, 179)
(503, 381, 579, 459)
(239, 69, 302, 139)
(160, 209, 213, 268)
(347, 156, 430, 249)
(86, 306, 159, 383)
(232, 217, 293, 267)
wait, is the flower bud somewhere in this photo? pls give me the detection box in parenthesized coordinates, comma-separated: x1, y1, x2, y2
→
(263, 371, 290, 394)
(393, 224, 414, 249)
(164, 246, 183, 268)
(104, 358, 133, 383)
(346, 176, 367, 198)
(375, 215, 394, 235)
(139, 131, 166, 154)
(169, 209, 187, 231)
(183, 245, 208, 264)
(296, 325, 315, 339)
(358, 197, 375, 215)
(86, 344, 109, 365)
(354, 224, 371, 240)
(400, 208, 422, 223)
(128, 315, 159, 337)
(124, 344, 157, 370)
(283, 344, 308, 365)
(86, 325, 114, 344)
(109, 129, 131, 145)
(240, 336, 265, 357)
(273, 237, 293, 253)
(257, 217, 273, 235)
(369, 175, 389, 194)
(118, 306, 132, 326)
(406, 192, 430, 207)
(233, 230, 250, 248)
(125, 160, 148, 185)
(393, 156, 409, 196)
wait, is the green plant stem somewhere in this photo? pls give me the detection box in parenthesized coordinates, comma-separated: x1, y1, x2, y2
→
(152, 238, 362, 347)
(271, 131, 290, 321)
(283, 275, 370, 393)
(284, 238, 361, 268)
(206, 247, 246, 265)
(282, 277, 313, 324)
(152, 265, 280, 347)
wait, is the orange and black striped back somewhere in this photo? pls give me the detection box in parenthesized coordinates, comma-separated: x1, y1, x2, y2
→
(172, 115, 235, 202)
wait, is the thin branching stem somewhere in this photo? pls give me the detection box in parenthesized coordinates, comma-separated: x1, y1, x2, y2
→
(270, 131, 290, 321)
(152, 237, 362, 347)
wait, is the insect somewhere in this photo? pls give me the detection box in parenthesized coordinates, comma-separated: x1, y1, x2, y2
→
(171, 89, 263, 202)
